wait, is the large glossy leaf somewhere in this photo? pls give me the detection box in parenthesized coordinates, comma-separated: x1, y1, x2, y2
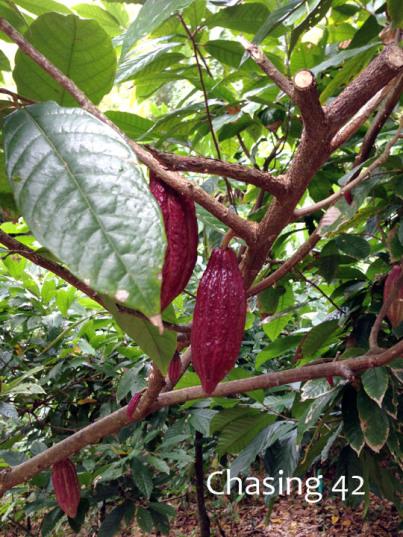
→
(13, 13, 116, 106)
(342, 386, 365, 456)
(253, 0, 304, 45)
(14, 0, 71, 15)
(121, 0, 197, 58)
(357, 390, 389, 453)
(207, 3, 269, 34)
(3, 102, 165, 317)
(361, 367, 389, 407)
(103, 297, 176, 375)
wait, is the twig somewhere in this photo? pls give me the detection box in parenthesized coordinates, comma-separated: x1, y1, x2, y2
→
(179, 14, 235, 207)
(369, 262, 403, 350)
(0, 88, 35, 104)
(241, 38, 294, 97)
(294, 268, 343, 313)
(295, 117, 402, 217)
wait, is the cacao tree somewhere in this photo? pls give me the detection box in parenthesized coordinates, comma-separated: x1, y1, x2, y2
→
(0, 0, 402, 535)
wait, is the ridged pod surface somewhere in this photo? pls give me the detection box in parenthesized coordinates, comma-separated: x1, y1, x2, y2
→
(191, 247, 246, 394)
(384, 265, 403, 328)
(51, 459, 80, 518)
(150, 171, 198, 311)
(168, 351, 181, 385)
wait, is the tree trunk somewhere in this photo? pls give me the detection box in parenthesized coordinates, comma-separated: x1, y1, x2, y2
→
(194, 431, 211, 537)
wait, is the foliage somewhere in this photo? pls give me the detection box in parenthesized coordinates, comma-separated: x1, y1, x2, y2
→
(0, 0, 402, 535)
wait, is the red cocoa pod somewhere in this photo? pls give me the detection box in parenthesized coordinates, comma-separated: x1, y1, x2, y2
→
(168, 351, 181, 385)
(326, 376, 334, 387)
(150, 171, 198, 311)
(191, 247, 246, 394)
(51, 459, 80, 519)
(384, 265, 403, 328)
(127, 391, 142, 419)
(344, 191, 353, 205)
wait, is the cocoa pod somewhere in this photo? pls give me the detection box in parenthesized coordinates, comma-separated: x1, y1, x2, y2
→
(127, 391, 142, 419)
(191, 247, 246, 394)
(384, 265, 403, 328)
(51, 459, 80, 519)
(344, 191, 353, 205)
(168, 351, 181, 385)
(150, 171, 198, 311)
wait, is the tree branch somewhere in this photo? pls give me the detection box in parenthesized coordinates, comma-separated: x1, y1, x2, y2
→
(326, 44, 403, 135)
(294, 117, 402, 218)
(241, 39, 294, 97)
(147, 147, 287, 198)
(293, 70, 326, 134)
(0, 230, 191, 334)
(1, 340, 402, 496)
(0, 17, 257, 245)
(369, 262, 403, 351)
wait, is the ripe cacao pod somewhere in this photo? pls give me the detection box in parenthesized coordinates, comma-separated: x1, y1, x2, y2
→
(51, 459, 80, 518)
(168, 351, 181, 385)
(344, 191, 353, 205)
(127, 391, 142, 419)
(384, 265, 403, 328)
(191, 247, 246, 394)
(150, 171, 198, 311)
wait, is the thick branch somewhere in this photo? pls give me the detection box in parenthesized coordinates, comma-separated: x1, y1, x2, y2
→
(0, 18, 256, 244)
(0, 230, 191, 334)
(294, 118, 402, 218)
(1, 340, 402, 495)
(293, 70, 326, 134)
(326, 44, 403, 134)
(148, 148, 287, 198)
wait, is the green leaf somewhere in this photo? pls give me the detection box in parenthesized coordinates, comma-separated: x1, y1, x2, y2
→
(335, 234, 370, 259)
(361, 367, 389, 407)
(121, 0, 197, 57)
(4, 103, 165, 317)
(342, 386, 365, 456)
(204, 40, 257, 71)
(136, 507, 153, 533)
(301, 320, 339, 359)
(131, 456, 153, 499)
(14, 0, 71, 15)
(311, 43, 378, 76)
(74, 4, 123, 36)
(207, 3, 269, 34)
(116, 368, 146, 402)
(105, 111, 154, 141)
(211, 407, 275, 455)
(98, 503, 128, 537)
(117, 44, 184, 83)
(289, 0, 331, 53)
(104, 298, 176, 375)
(41, 507, 64, 537)
(387, 0, 403, 28)
(357, 390, 389, 453)
(0, 50, 10, 72)
(256, 334, 302, 368)
(253, 0, 304, 45)
(13, 13, 116, 106)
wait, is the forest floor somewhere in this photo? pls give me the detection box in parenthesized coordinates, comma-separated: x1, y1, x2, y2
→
(151, 491, 401, 537)
(1, 490, 399, 536)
